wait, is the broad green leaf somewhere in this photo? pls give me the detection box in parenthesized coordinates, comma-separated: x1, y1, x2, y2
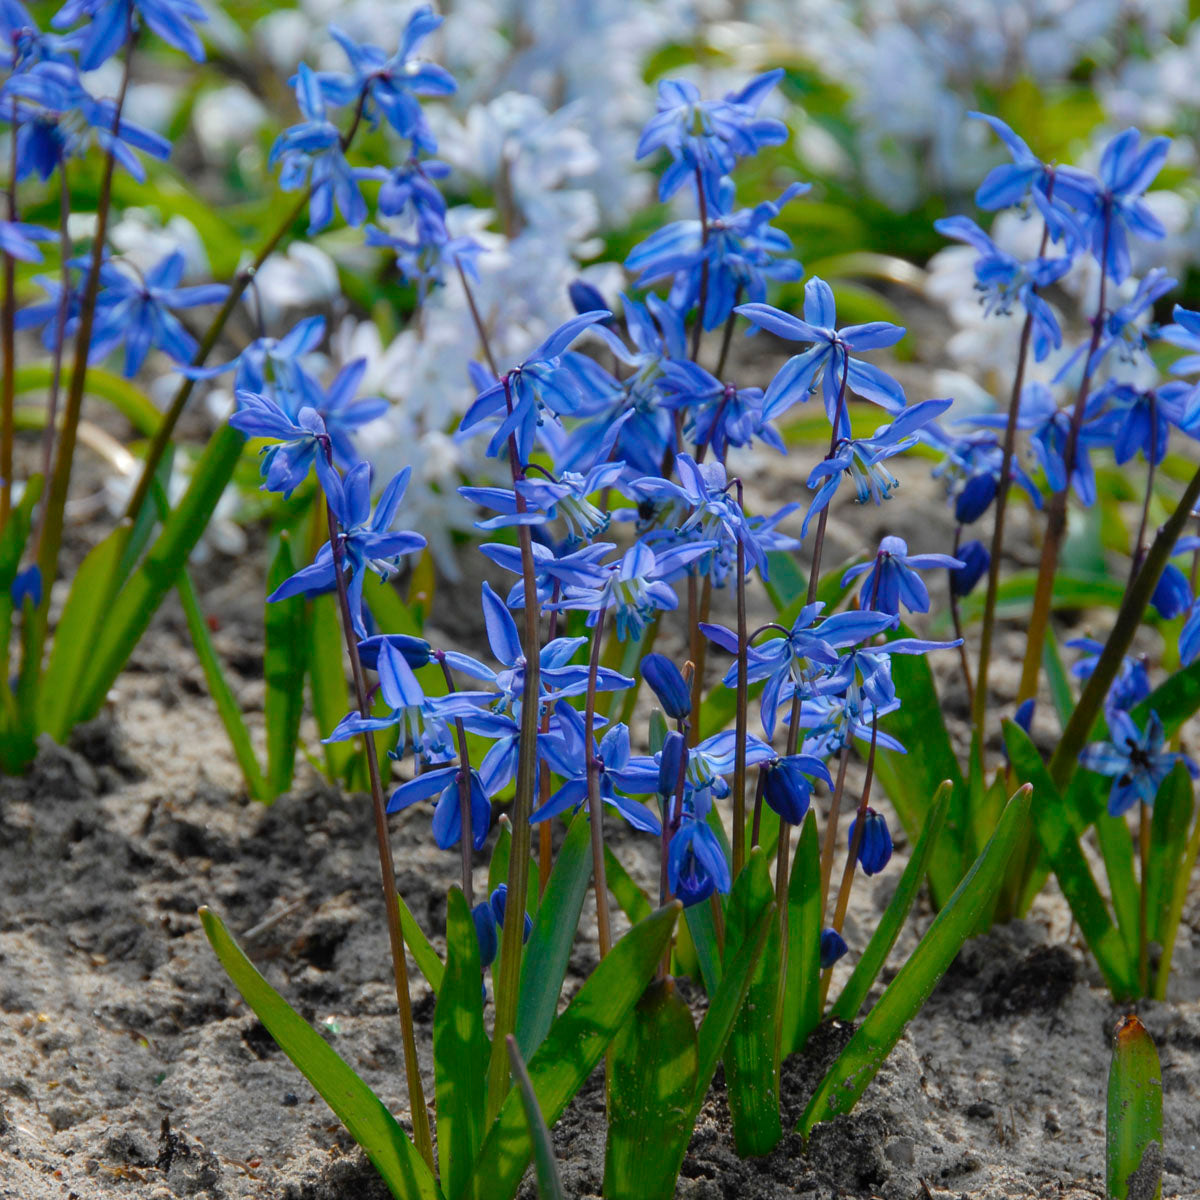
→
(781, 811, 821, 1056)
(958, 570, 1127, 623)
(832, 782, 950, 1022)
(798, 785, 1032, 1134)
(684, 895, 722, 996)
(504, 1037, 564, 1200)
(1003, 721, 1136, 999)
(515, 811, 591, 1059)
(435, 889, 488, 1200)
(604, 844, 652, 925)
(264, 534, 309, 797)
(722, 848, 782, 1156)
(762, 551, 806, 614)
(176, 568, 267, 801)
(398, 890, 444, 994)
(873, 634, 965, 907)
(39, 522, 130, 740)
(199, 907, 442, 1200)
(1151, 763, 1196, 999)
(14, 364, 161, 436)
(604, 979, 699, 1200)
(1133, 660, 1200, 740)
(1096, 813, 1139, 967)
(308, 592, 355, 779)
(465, 904, 680, 1200)
(73, 425, 246, 725)
(1042, 629, 1076, 729)
(1107, 1016, 1163, 1200)
(488, 817, 512, 899)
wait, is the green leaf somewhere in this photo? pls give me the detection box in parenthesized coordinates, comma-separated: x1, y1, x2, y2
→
(1042, 628, 1076, 729)
(872, 633, 965, 907)
(504, 1037, 564, 1200)
(832, 782, 951, 1022)
(604, 979, 699, 1200)
(1095, 813, 1139, 966)
(684, 895, 722, 996)
(1150, 763, 1195, 998)
(38, 522, 131, 741)
(465, 904, 680, 1200)
(798, 785, 1033, 1134)
(762, 551, 806, 614)
(176, 568, 268, 801)
(722, 848, 782, 1156)
(1003, 721, 1136, 999)
(398, 890, 444, 994)
(264, 533, 309, 797)
(781, 811, 821, 1057)
(488, 817, 512, 898)
(14, 364, 161, 436)
(435, 888, 488, 1200)
(0, 475, 42, 713)
(199, 907, 442, 1200)
(308, 592, 355, 780)
(1106, 1016, 1163, 1200)
(604, 843, 652, 926)
(73, 425, 246, 726)
(515, 811, 592, 1059)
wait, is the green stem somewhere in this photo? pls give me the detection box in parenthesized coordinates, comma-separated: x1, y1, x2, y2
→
(439, 653, 475, 908)
(584, 606, 613, 957)
(732, 488, 748, 877)
(1, 97, 18, 528)
(1049, 460, 1200, 789)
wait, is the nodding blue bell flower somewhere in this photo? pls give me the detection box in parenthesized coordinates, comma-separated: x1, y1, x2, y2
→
(641, 653, 692, 721)
(568, 280, 613, 324)
(357, 633, 432, 671)
(658, 730, 688, 799)
(1150, 563, 1192, 621)
(472, 901, 498, 970)
(668, 820, 731, 907)
(819, 928, 848, 970)
(489, 884, 533, 942)
(954, 470, 998, 525)
(950, 540, 989, 599)
(849, 807, 893, 876)
(762, 754, 833, 825)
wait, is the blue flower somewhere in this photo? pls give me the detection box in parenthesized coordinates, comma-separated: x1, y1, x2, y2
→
(1053, 128, 1170, 284)
(388, 764, 494, 851)
(1066, 637, 1149, 715)
(950, 540, 989, 598)
(1182, 599, 1200, 666)
(460, 461, 623, 542)
(457, 311, 611, 463)
(819, 928, 847, 969)
(473, 901, 498, 969)
(737, 278, 906, 435)
(933, 215, 1069, 361)
(625, 181, 806, 331)
(1086, 382, 1179, 466)
(269, 463, 427, 638)
(668, 819, 730, 907)
(228, 392, 330, 499)
(636, 71, 788, 202)
(802, 398, 952, 537)
(479, 538, 614, 610)
(849, 807, 892, 875)
(11, 563, 41, 608)
(0, 220, 51, 262)
(640, 653, 691, 721)
(88, 251, 227, 377)
(529, 719, 662, 835)
(1150, 563, 1191, 621)
(270, 63, 373, 234)
(841, 536, 963, 616)
(761, 754, 832, 824)
(659, 361, 782, 461)
(315, 12, 455, 146)
(364, 222, 483, 301)
(1079, 710, 1197, 817)
(53, 0, 207, 69)
(1, 0, 80, 70)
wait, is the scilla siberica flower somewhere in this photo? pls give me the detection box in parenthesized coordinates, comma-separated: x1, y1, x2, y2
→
(842, 536, 963, 616)
(268, 463, 427, 638)
(1066, 637, 1150, 715)
(950, 540, 989, 598)
(387, 763, 494, 852)
(479, 538, 614, 610)
(849, 808, 893, 876)
(53, 0, 207, 70)
(669, 817, 730, 907)
(820, 928, 848, 969)
(658, 362, 781, 461)
(761, 754, 832, 824)
(737, 278, 906, 436)
(0, 220, 51, 261)
(228, 391, 331, 499)
(640, 653, 691, 721)
(1080, 710, 1198, 817)
(636, 71, 788, 203)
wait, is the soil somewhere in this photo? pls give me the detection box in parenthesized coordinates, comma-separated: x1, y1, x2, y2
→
(2, 313, 1199, 1199)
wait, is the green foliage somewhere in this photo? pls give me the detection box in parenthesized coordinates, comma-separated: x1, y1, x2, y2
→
(264, 533, 309, 797)
(505, 1038, 565, 1200)
(1106, 1016, 1163, 1200)
(780, 812, 821, 1057)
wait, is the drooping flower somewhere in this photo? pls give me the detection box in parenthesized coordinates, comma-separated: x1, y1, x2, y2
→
(761, 754, 832, 824)
(841, 536, 963, 616)
(53, 0, 207, 70)
(848, 807, 893, 875)
(1079, 710, 1197, 817)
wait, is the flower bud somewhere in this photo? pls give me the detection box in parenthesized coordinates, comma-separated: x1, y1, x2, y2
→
(849, 807, 893, 876)
(762, 758, 815, 825)
(1150, 563, 1191, 620)
(357, 633, 432, 671)
(955, 471, 997, 524)
(489, 884, 533, 942)
(568, 280, 613, 325)
(819, 928, 847, 969)
(658, 730, 688, 798)
(472, 901, 498, 969)
(950, 539, 989, 598)
(641, 653, 692, 720)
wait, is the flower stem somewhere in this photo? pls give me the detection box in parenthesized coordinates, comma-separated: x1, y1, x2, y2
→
(584, 605, 613, 958)
(949, 526, 975, 715)
(38, 165, 73, 502)
(1138, 801, 1151, 996)
(819, 743, 851, 925)
(537, 586, 561, 896)
(805, 358, 851, 603)
(686, 571, 712, 748)
(971, 209, 1051, 749)
(731, 485, 749, 877)
(713, 287, 742, 379)
(690, 166, 710, 362)
(1127, 395, 1159, 585)
(1, 97, 19, 528)
(1048, 459, 1200, 788)
(438, 653, 475, 907)
(1018, 207, 1111, 704)
(324, 493, 433, 1171)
